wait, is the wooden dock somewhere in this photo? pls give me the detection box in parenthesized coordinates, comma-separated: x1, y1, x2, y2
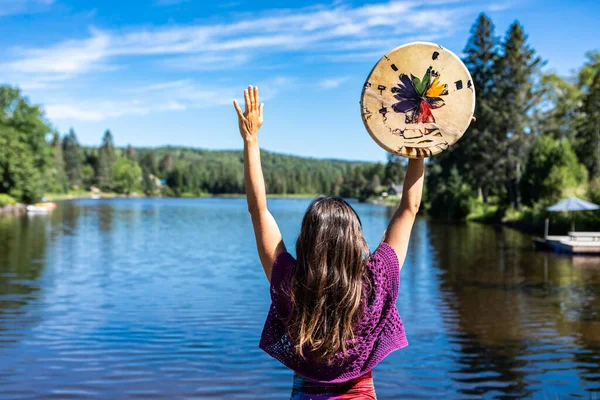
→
(533, 235, 600, 255)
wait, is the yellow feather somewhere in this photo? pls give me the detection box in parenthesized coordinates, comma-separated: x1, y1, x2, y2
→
(426, 77, 445, 97)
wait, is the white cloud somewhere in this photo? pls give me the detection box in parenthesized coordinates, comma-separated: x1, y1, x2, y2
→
(319, 76, 350, 89)
(0, 0, 54, 16)
(3, 1, 484, 82)
(4, 1, 512, 124)
(43, 76, 293, 122)
(6, 29, 111, 75)
(44, 104, 105, 122)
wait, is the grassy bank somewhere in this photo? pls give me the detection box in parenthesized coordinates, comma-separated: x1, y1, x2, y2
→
(0, 194, 16, 207)
(464, 196, 600, 236)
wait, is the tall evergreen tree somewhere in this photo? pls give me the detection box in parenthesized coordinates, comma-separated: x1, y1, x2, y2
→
(576, 69, 600, 178)
(62, 128, 83, 188)
(97, 130, 116, 190)
(383, 154, 405, 186)
(159, 153, 174, 175)
(47, 132, 68, 193)
(495, 21, 544, 208)
(460, 13, 501, 201)
(125, 144, 136, 161)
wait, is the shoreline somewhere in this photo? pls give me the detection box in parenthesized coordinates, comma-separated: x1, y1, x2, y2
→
(45, 192, 321, 201)
(0, 194, 551, 238)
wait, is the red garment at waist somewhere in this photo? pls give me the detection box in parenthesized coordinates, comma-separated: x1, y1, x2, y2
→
(290, 370, 377, 400)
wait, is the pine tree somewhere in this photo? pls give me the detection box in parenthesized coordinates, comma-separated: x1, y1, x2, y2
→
(48, 132, 67, 193)
(577, 69, 600, 178)
(159, 153, 174, 175)
(97, 130, 116, 191)
(495, 21, 544, 208)
(62, 128, 83, 188)
(460, 13, 501, 202)
(383, 153, 405, 186)
(125, 144, 136, 161)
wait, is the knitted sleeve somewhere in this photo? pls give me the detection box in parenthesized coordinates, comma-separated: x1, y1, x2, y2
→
(373, 242, 401, 301)
(269, 251, 295, 319)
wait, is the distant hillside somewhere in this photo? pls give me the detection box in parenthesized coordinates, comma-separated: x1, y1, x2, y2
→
(128, 146, 382, 196)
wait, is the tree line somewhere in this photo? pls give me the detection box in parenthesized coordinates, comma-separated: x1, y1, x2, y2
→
(2, 12, 599, 227)
(425, 13, 600, 223)
(0, 89, 404, 203)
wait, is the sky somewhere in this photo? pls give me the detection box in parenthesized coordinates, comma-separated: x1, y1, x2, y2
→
(1, 0, 599, 162)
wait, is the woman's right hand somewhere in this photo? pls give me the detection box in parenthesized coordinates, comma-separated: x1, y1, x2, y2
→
(233, 85, 264, 144)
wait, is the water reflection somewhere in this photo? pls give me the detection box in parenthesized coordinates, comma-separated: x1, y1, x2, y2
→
(429, 221, 600, 396)
(0, 199, 599, 398)
(0, 215, 48, 347)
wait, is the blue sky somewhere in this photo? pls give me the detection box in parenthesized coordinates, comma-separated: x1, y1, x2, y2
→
(1, 0, 599, 162)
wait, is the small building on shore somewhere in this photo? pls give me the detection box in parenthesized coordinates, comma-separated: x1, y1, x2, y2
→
(387, 183, 403, 196)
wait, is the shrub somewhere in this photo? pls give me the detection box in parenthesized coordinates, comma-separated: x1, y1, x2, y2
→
(0, 194, 16, 207)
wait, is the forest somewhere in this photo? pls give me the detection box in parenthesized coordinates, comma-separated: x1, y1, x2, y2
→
(1, 13, 599, 229)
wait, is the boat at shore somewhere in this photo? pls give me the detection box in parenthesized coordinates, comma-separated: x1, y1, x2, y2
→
(26, 202, 56, 214)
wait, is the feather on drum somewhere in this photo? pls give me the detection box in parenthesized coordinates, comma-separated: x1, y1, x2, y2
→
(361, 42, 476, 158)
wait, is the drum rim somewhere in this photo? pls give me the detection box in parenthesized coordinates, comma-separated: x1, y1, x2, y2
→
(360, 41, 476, 159)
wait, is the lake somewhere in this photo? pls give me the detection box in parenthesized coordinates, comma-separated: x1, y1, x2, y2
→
(0, 198, 599, 399)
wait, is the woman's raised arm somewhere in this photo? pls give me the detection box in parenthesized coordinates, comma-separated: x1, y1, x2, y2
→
(382, 158, 424, 269)
(234, 86, 286, 283)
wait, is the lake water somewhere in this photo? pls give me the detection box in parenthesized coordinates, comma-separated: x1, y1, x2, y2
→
(1, 198, 599, 399)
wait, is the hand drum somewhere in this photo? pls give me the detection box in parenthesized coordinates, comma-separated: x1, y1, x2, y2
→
(360, 42, 475, 158)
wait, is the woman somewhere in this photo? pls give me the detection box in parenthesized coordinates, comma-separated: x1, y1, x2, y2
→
(233, 86, 423, 399)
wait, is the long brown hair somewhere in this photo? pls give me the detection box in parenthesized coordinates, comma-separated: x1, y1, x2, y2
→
(287, 196, 371, 365)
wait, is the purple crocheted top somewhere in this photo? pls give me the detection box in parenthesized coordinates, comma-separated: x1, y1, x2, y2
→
(259, 242, 408, 383)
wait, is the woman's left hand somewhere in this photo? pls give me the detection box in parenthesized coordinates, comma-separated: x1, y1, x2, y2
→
(234, 85, 263, 143)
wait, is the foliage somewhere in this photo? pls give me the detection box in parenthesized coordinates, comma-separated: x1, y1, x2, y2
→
(426, 165, 473, 219)
(521, 136, 587, 206)
(62, 128, 83, 188)
(0, 86, 54, 203)
(383, 154, 405, 186)
(459, 13, 501, 199)
(81, 164, 95, 189)
(142, 172, 159, 196)
(113, 157, 142, 195)
(494, 21, 544, 209)
(45, 132, 68, 194)
(576, 68, 600, 178)
(589, 177, 600, 204)
(466, 196, 502, 223)
(535, 73, 583, 141)
(97, 130, 116, 191)
(0, 194, 16, 207)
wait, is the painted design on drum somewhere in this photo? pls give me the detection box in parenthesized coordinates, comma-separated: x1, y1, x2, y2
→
(390, 66, 448, 124)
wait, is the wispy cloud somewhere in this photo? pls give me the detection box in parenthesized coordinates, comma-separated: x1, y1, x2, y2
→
(0, 0, 54, 16)
(43, 76, 294, 122)
(162, 53, 250, 71)
(3, 1, 483, 82)
(44, 100, 186, 122)
(319, 76, 351, 89)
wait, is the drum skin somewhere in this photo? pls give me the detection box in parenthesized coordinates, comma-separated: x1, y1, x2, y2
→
(360, 42, 475, 158)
